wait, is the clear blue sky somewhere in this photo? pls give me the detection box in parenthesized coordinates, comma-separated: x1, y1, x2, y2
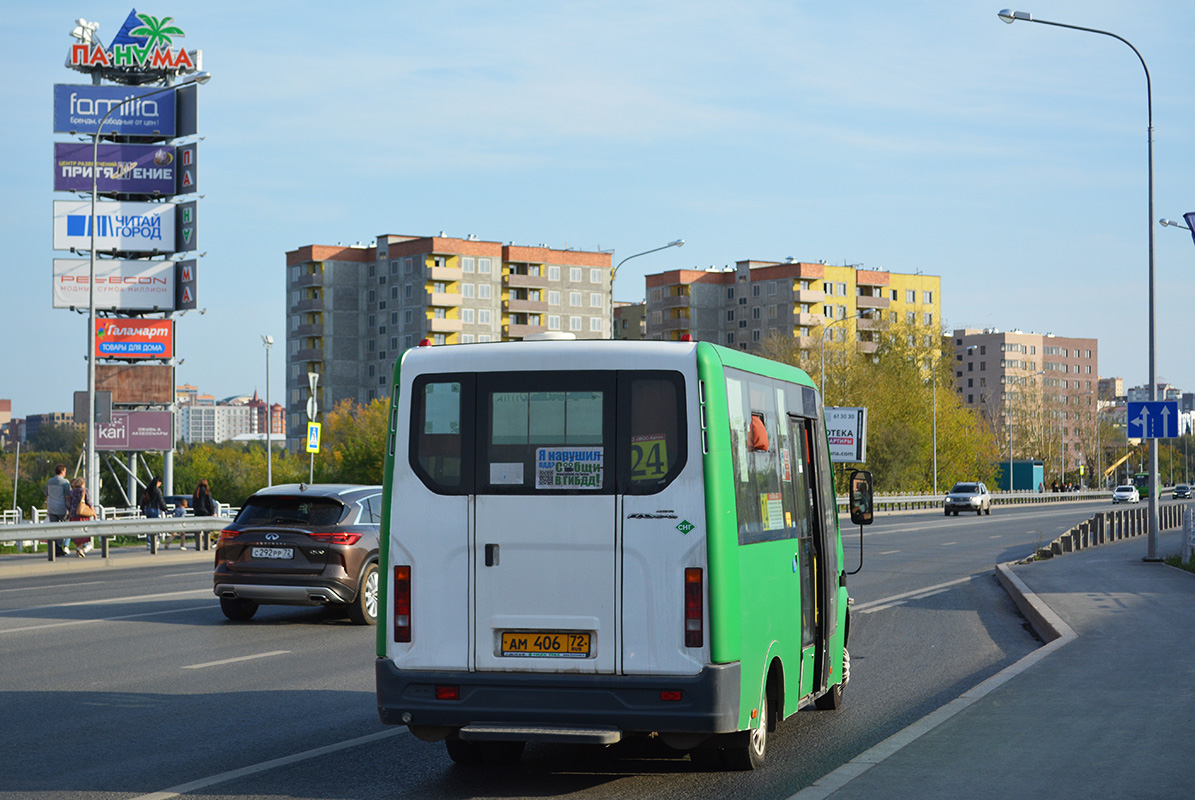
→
(4, 1, 1195, 419)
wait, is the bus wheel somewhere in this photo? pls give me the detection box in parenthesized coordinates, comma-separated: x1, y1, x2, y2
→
(480, 740, 525, 766)
(815, 648, 849, 710)
(444, 735, 483, 765)
(725, 694, 768, 770)
(220, 597, 258, 621)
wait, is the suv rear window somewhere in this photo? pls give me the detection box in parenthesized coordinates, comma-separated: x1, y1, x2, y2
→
(235, 496, 346, 527)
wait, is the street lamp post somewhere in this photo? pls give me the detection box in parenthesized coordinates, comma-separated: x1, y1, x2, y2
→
(610, 239, 684, 339)
(1160, 216, 1195, 485)
(262, 335, 274, 487)
(84, 71, 210, 505)
(819, 309, 868, 400)
(998, 10, 1160, 558)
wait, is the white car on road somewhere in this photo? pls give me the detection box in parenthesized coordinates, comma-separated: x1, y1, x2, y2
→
(1111, 485, 1140, 504)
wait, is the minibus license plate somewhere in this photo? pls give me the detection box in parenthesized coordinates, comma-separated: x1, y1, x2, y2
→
(501, 631, 590, 658)
(251, 546, 293, 560)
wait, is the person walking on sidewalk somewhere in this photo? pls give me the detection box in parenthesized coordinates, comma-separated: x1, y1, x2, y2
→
(67, 477, 96, 558)
(192, 478, 216, 548)
(44, 464, 71, 557)
(141, 476, 168, 550)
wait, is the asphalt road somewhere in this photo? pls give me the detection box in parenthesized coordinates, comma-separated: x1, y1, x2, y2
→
(0, 500, 1131, 800)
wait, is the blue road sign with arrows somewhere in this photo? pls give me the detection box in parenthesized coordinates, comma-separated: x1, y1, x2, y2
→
(1127, 401, 1179, 439)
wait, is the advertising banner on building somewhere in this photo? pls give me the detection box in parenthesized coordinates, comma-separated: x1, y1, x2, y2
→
(95, 410, 174, 451)
(95, 318, 174, 360)
(53, 83, 195, 138)
(53, 199, 177, 253)
(53, 143, 177, 195)
(53, 258, 175, 311)
(826, 406, 868, 464)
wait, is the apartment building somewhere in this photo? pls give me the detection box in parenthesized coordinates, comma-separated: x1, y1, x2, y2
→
(952, 329, 1099, 476)
(284, 234, 613, 450)
(643, 259, 941, 353)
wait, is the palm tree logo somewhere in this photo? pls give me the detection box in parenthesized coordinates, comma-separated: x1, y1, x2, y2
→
(129, 14, 186, 50)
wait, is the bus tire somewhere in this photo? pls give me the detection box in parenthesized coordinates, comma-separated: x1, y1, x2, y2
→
(220, 597, 258, 621)
(815, 680, 845, 710)
(724, 692, 768, 770)
(445, 735, 483, 765)
(480, 740, 525, 766)
(346, 562, 379, 626)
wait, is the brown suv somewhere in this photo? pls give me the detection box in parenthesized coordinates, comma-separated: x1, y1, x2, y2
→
(213, 483, 383, 625)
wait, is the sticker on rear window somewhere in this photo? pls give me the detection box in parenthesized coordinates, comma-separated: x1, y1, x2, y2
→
(536, 447, 603, 489)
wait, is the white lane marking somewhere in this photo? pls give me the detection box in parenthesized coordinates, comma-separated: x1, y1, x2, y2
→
(159, 571, 211, 578)
(0, 604, 210, 635)
(941, 541, 958, 546)
(0, 580, 105, 593)
(0, 588, 209, 615)
(852, 576, 972, 614)
(878, 550, 901, 555)
(128, 728, 409, 800)
(183, 651, 291, 670)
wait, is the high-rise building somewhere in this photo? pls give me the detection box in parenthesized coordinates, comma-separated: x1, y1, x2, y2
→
(643, 259, 941, 353)
(952, 329, 1099, 479)
(285, 234, 613, 450)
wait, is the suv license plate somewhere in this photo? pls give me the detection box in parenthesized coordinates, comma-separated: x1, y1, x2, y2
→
(250, 546, 293, 560)
(501, 631, 590, 658)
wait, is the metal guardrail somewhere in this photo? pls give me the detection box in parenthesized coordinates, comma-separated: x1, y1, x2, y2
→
(0, 515, 233, 562)
(836, 490, 1117, 512)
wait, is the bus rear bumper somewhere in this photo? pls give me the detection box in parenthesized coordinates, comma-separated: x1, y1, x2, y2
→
(376, 658, 741, 739)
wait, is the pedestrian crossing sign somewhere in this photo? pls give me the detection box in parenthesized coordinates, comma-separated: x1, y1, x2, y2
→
(306, 422, 321, 453)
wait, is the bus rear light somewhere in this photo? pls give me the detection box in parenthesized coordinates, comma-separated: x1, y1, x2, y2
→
(435, 685, 460, 701)
(684, 568, 703, 648)
(660, 690, 683, 702)
(394, 565, 412, 643)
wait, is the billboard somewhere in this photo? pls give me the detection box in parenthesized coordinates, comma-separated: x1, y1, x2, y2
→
(96, 364, 173, 405)
(175, 260, 197, 310)
(53, 199, 177, 253)
(95, 410, 174, 451)
(95, 318, 174, 360)
(826, 406, 869, 464)
(176, 142, 197, 194)
(175, 202, 197, 251)
(53, 258, 175, 311)
(54, 142, 178, 195)
(53, 83, 196, 138)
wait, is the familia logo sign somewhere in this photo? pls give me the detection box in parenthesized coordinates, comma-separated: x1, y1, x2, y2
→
(67, 11, 195, 76)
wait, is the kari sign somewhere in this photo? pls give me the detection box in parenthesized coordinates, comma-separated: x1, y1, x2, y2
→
(826, 406, 868, 464)
(95, 410, 174, 451)
(53, 84, 194, 137)
(54, 143, 177, 195)
(53, 200, 176, 252)
(53, 258, 175, 311)
(95, 318, 174, 359)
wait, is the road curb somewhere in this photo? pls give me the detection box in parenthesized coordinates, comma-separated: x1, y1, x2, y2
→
(789, 561, 1076, 800)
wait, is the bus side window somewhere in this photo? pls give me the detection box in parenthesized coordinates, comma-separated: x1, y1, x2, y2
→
(625, 374, 685, 492)
(411, 377, 470, 493)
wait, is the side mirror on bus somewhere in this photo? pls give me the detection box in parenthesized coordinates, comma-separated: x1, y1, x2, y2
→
(849, 470, 873, 526)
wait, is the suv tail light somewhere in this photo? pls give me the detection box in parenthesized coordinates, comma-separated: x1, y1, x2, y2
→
(217, 529, 239, 543)
(394, 565, 412, 642)
(684, 568, 703, 648)
(309, 532, 363, 545)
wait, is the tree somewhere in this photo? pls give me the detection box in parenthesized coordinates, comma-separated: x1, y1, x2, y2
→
(31, 423, 84, 454)
(315, 397, 391, 485)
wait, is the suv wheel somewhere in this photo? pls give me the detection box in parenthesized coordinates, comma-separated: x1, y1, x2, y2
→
(220, 597, 258, 621)
(347, 562, 379, 626)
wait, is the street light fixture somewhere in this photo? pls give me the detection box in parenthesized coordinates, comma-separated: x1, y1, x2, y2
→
(819, 309, 869, 400)
(84, 71, 211, 506)
(262, 335, 274, 487)
(997, 10, 1161, 558)
(610, 239, 684, 339)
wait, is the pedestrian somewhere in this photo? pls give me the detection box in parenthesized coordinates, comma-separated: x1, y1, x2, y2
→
(67, 477, 96, 558)
(169, 498, 189, 550)
(192, 478, 216, 548)
(141, 476, 168, 550)
(44, 463, 71, 557)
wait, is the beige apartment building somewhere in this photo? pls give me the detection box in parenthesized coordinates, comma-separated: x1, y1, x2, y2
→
(952, 328, 1099, 479)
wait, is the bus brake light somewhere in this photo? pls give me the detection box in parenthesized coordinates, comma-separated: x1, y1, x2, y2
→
(394, 565, 412, 643)
(684, 568, 703, 647)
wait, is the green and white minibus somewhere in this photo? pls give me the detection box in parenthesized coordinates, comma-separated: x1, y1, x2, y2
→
(376, 338, 860, 769)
